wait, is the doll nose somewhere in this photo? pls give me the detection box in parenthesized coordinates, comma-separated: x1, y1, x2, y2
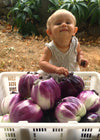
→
(61, 22, 67, 27)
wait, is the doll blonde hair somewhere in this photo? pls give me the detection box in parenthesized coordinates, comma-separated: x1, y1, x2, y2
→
(46, 9, 76, 29)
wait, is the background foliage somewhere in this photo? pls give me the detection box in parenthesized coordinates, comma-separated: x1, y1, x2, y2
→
(7, 0, 100, 36)
(8, 0, 40, 37)
(48, 0, 100, 26)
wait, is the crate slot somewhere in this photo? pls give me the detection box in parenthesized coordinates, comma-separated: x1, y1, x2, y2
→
(97, 134, 100, 140)
(8, 77, 17, 92)
(81, 133, 92, 138)
(4, 128, 16, 139)
(6, 139, 16, 140)
(33, 128, 47, 132)
(52, 128, 63, 132)
(82, 128, 92, 132)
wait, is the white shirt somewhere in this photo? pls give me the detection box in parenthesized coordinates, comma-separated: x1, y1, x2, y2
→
(45, 36, 80, 72)
(37, 36, 80, 77)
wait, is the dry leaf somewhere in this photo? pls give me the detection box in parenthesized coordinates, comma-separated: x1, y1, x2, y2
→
(15, 55, 19, 59)
(6, 24, 12, 30)
(2, 29, 7, 33)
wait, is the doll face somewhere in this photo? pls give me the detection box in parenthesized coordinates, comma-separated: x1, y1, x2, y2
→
(47, 11, 78, 42)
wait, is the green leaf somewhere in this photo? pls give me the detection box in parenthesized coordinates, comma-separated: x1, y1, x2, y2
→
(7, 7, 19, 18)
(88, 4, 97, 17)
(48, 6, 56, 12)
(71, 4, 77, 14)
(75, 4, 81, 19)
(78, 2, 88, 9)
(90, 9, 98, 24)
(97, 7, 100, 24)
(16, 13, 23, 19)
(33, 15, 40, 21)
(12, 7, 19, 12)
(60, 2, 71, 9)
(49, 0, 59, 6)
(77, 2, 88, 19)
(23, 7, 32, 16)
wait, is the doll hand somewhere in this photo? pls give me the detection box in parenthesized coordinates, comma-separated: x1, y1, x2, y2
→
(80, 59, 88, 68)
(56, 67, 69, 76)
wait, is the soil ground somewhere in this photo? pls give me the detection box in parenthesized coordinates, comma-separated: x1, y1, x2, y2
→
(0, 20, 100, 73)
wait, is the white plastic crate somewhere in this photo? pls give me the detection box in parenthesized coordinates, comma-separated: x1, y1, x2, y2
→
(0, 71, 100, 140)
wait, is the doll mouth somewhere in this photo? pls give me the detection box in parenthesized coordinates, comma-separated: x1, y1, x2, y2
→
(60, 29, 68, 32)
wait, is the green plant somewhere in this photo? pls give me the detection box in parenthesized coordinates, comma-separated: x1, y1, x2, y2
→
(48, 0, 65, 11)
(8, 0, 40, 37)
(88, 0, 100, 26)
(48, 0, 88, 25)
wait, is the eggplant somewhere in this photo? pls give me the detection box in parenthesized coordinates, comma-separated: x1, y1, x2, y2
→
(18, 72, 39, 99)
(55, 96, 86, 122)
(10, 99, 43, 122)
(78, 90, 100, 112)
(80, 112, 100, 122)
(31, 76, 61, 110)
(57, 73, 84, 98)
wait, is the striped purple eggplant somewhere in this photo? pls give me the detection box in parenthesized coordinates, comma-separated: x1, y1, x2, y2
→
(0, 114, 10, 123)
(31, 76, 61, 110)
(80, 112, 100, 122)
(18, 72, 39, 99)
(55, 96, 86, 122)
(9, 93, 23, 112)
(10, 99, 43, 122)
(78, 90, 100, 112)
(1, 93, 22, 115)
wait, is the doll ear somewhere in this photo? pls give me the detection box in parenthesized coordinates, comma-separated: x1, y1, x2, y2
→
(46, 29, 52, 36)
(73, 27, 78, 35)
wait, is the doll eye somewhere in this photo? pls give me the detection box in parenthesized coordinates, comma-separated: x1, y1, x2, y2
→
(66, 21, 70, 24)
(56, 22, 61, 25)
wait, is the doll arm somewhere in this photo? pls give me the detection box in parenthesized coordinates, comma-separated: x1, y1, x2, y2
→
(39, 46, 69, 76)
(77, 42, 88, 68)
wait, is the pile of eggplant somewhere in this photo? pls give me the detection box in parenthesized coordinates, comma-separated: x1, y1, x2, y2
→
(0, 72, 100, 123)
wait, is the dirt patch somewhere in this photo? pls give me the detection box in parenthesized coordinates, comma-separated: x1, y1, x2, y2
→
(0, 20, 100, 73)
